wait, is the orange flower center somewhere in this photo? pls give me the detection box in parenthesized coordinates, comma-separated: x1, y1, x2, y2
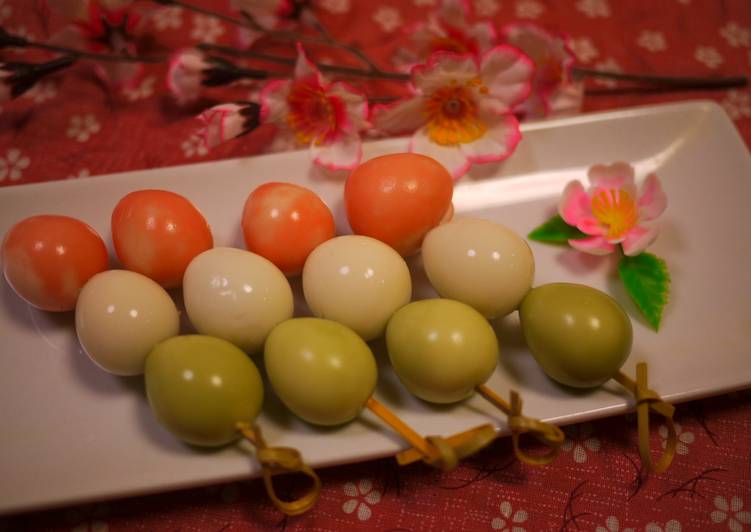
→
(424, 80, 487, 145)
(591, 188, 638, 239)
(286, 82, 337, 145)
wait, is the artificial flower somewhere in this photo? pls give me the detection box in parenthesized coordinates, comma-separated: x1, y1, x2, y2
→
(500, 23, 583, 119)
(167, 49, 210, 104)
(559, 162, 667, 256)
(45, 0, 151, 90)
(167, 49, 267, 104)
(373, 47, 534, 179)
(259, 43, 369, 170)
(198, 101, 262, 148)
(230, 0, 308, 47)
(393, 0, 497, 69)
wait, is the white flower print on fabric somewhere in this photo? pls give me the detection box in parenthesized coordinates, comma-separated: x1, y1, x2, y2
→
(0, 0, 11, 22)
(561, 422, 601, 463)
(0, 149, 30, 182)
(570, 37, 599, 63)
(592, 58, 621, 87)
(637, 30, 667, 52)
(474, 0, 500, 17)
(491, 500, 528, 531)
(694, 46, 723, 69)
(722, 90, 751, 120)
(596, 516, 635, 532)
(182, 133, 208, 158)
(24, 81, 58, 103)
(67, 168, 91, 179)
(66, 114, 101, 142)
(342, 478, 381, 521)
(720, 22, 750, 48)
(191, 14, 225, 43)
(711, 495, 751, 531)
(153, 6, 183, 30)
(645, 520, 681, 532)
(576, 0, 610, 18)
(373, 7, 402, 33)
(123, 76, 156, 101)
(515, 0, 544, 19)
(320, 0, 351, 14)
(659, 422, 694, 455)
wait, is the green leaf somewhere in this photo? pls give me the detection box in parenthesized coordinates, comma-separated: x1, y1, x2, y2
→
(527, 214, 587, 244)
(618, 252, 671, 331)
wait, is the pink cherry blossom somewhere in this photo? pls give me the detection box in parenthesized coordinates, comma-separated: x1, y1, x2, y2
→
(500, 23, 583, 119)
(559, 162, 667, 256)
(259, 44, 369, 171)
(394, 0, 498, 69)
(167, 48, 210, 105)
(373, 47, 533, 179)
(45, 0, 151, 90)
(197, 102, 261, 149)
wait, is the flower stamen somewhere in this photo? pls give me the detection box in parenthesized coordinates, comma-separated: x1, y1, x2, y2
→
(424, 83, 486, 145)
(286, 82, 337, 145)
(591, 188, 638, 240)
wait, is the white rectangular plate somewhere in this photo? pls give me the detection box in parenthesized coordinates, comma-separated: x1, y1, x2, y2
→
(1, 101, 750, 515)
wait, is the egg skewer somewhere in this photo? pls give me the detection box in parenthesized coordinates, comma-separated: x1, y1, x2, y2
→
(386, 298, 564, 466)
(519, 283, 677, 472)
(264, 317, 499, 471)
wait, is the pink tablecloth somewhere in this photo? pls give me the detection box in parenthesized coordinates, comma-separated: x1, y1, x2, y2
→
(2, 1, 751, 530)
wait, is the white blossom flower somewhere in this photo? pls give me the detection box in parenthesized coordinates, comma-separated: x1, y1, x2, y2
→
(342, 478, 381, 521)
(515, 0, 544, 19)
(67, 168, 91, 179)
(474, 0, 500, 17)
(659, 422, 694, 455)
(181, 133, 208, 158)
(637, 30, 667, 52)
(66, 114, 100, 142)
(373, 7, 402, 33)
(0, 148, 30, 182)
(645, 520, 682, 532)
(576, 0, 610, 18)
(319, 0, 350, 14)
(191, 14, 225, 43)
(596, 516, 635, 532)
(491, 500, 528, 531)
(711, 495, 751, 531)
(152, 6, 183, 30)
(720, 22, 750, 48)
(722, 90, 751, 120)
(123, 76, 155, 101)
(694, 46, 723, 69)
(570, 37, 599, 63)
(561, 422, 601, 462)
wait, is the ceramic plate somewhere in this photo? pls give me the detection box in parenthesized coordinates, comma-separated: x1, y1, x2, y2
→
(1, 100, 750, 515)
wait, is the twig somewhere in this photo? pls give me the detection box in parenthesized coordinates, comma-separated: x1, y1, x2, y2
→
(197, 43, 409, 81)
(573, 67, 747, 90)
(161, 0, 404, 77)
(4, 35, 165, 63)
